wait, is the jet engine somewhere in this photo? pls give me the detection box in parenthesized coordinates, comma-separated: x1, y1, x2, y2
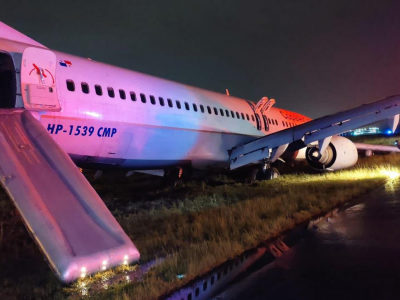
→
(305, 136, 358, 170)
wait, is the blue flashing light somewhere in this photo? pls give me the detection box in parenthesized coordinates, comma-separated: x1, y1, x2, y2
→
(387, 130, 393, 135)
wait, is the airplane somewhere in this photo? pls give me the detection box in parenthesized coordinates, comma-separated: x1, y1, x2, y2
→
(1, 20, 400, 282)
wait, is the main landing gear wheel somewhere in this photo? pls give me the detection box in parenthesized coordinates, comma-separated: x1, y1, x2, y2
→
(247, 166, 280, 183)
(163, 167, 184, 187)
(257, 167, 280, 181)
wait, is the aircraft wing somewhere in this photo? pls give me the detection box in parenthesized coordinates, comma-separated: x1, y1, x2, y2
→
(354, 142, 400, 154)
(229, 94, 400, 170)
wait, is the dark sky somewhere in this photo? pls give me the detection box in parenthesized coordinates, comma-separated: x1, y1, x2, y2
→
(2, 0, 400, 118)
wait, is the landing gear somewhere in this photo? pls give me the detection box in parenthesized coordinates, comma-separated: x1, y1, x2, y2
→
(247, 164, 280, 183)
(257, 167, 280, 181)
(163, 167, 184, 187)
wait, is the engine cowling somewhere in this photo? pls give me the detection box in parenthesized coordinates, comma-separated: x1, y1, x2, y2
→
(305, 136, 358, 170)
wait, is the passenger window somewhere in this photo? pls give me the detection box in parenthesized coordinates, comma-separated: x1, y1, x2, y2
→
(188, 293, 192, 300)
(220, 108, 224, 116)
(107, 87, 115, 98)
(211, 276, 215, 285)
(140, 93, 146, 103)
(130, 91, 136, 101)
(217, 272, 221, 280)
(241, 113, 245, 120)
(185, 102, 190, 110)
(66, 80, 75, 91)
(200, 105, 205, 113)
(225, 109, 229, 117)
(236, 112, 240, 119)
(150, 95, 156, 105)
(268, 118, 271, 124)
(207, 106, 212, 114)
(119, 89, 126, 100)
(193, 103, 198, 112)
(95, 84, 102, 96)
(167, 98, 173, 107)
(159, 97, 165, 106)
(214, 107, 218, 115)
(251, 115, 255, 122)
(246, 114, 250, 120)
(81, 82, 89, 94)
(176, 100, 181, 109)
(231, 111, 235, 118)
(203, 281, 207, 291)
(282, 120, 285, 126)
(195, 287, 199, 297)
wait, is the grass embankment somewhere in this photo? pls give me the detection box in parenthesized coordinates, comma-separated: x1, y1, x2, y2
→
(1, 155, 400, 299)
(70, 156, 400, 299)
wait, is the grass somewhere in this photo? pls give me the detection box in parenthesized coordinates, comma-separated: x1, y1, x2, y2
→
(1, 154, 400, 299)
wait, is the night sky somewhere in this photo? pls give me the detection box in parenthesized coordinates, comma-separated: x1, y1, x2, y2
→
(1, 0, 400, 118)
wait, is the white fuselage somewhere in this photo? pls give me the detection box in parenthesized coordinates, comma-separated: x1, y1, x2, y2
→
(0, 38, 311, 171)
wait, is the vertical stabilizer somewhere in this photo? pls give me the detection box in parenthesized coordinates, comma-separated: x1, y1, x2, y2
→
(0, 21, 46, 48)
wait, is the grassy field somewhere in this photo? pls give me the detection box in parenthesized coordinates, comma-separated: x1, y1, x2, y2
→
(1, 154, 400, 299)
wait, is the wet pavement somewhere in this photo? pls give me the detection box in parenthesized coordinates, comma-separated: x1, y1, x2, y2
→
(213, 179, 400, 300)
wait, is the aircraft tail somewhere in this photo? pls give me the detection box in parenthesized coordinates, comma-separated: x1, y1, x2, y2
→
(0, 21, 46, 48)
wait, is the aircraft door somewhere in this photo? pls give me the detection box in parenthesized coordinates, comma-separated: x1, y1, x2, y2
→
(21, 47, 60, 111)
(0, 52, 16, 108)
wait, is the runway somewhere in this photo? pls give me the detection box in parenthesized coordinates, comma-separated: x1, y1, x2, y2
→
(213, 179, 400, 300)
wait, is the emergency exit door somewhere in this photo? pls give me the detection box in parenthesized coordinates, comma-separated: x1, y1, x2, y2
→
(21, 47, 60, 111)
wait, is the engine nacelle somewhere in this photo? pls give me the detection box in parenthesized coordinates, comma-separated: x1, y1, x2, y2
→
(305, 136, 358, 171)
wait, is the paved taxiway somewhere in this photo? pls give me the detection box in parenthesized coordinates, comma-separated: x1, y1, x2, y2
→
(214, 179, 400, 300)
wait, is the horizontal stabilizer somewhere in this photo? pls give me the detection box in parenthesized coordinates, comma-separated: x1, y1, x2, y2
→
(0, 109, 139, 282)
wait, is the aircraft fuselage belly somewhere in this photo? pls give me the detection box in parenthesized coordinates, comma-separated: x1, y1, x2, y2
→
(41, 116, 256, 171)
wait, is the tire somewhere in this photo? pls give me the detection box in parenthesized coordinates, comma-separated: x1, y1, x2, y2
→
(256, 167, 280, 181)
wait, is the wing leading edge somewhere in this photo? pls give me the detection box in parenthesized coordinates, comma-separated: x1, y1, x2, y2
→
(230, 94, 400, 170)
